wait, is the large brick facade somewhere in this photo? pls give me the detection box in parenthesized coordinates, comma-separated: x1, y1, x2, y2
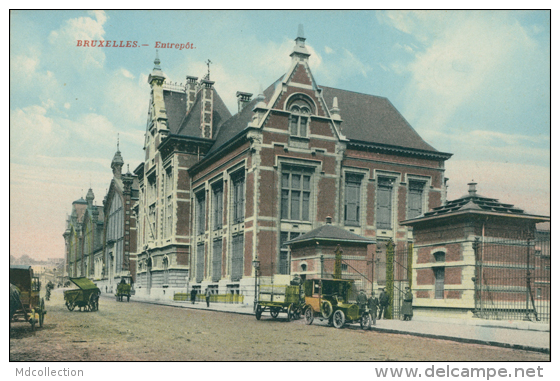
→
(126, 28, 452, 303)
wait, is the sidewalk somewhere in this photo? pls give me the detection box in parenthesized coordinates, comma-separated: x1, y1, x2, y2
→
(107, 294, 550, 354)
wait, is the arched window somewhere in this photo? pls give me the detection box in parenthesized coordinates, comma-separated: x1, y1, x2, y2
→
(287, 96, 314, 138)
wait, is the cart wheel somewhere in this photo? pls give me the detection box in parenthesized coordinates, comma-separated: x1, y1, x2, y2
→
(287, 304, 293, 322)
(255, 305, 262, 320)
(333, 310, 345, 329)
(66, 301, 75, 312)
(321, 300, 333, 319)
(270, 308, 279, 319)
(360, 312, 371, 330)
(304, 307, 314, 325)
(39, 298, 45, 328)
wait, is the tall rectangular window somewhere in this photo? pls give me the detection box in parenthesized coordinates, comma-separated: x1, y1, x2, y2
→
(212, 183, 223, 230)
(231, 172, 245, 224)
(434, 267, 445, 299)
(281, 167, 312, 221)
(196, 192, 206, 235)
(231, 234, 244, 281)
(376, 178, 393, 229)
(196, 243, 205, 283)
(407, 181, 424, 219)
(212, 239, 222, 282)
(344, 173, 362, 226)
(279, 232, 301, 275)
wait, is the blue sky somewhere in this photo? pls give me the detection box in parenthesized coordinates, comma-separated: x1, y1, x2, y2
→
(9, 10, 550, 260)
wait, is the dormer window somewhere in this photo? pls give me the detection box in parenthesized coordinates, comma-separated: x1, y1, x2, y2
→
(289, 105, 310, 138)
(287, 95, 314, 138)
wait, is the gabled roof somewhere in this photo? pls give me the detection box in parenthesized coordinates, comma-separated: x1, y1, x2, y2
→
(288, 224, 375, 245)
(321, 86, 445, 154)
(168, 88, 231, 138)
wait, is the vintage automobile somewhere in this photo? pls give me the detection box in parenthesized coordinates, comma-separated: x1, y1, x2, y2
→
(64, 277, 100, 312)
(116, 276, 133, 302)
(255, 275, 304, 321)
(10, 265, 46, 330)
(303, 278, 371, 329)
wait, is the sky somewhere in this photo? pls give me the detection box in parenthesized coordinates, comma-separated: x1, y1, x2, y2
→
(9, 10, 551, 261)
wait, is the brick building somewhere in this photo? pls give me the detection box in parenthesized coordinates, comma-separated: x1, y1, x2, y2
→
(63, 146, 138, 294)
(132, 26, 451, 303)
(63, 189, 103, 280)
(402, 182, 550, 321)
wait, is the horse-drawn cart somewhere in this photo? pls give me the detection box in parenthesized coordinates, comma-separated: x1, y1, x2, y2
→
(116, 276, 133, 302)
(255, 275, 304, 321)
(10, 265, 46, 330)
(64, 277, 100, 312)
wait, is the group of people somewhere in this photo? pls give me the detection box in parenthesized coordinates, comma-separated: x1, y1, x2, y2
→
(357, 286, 413, 322)
(190, 287, 212, 307)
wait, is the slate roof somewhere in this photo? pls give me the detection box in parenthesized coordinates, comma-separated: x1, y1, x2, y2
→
(166, 89, 231, 138)
(287, 224, 376, 245)
(321, 86, 443, 153)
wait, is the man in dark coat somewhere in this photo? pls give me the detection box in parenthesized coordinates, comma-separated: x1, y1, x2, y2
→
(402, 286, 413, 321)
(378, 287, 389, 319)
(190, 288, 197, 304)
(367, 291, 378, 326)
(356, 289, 368, 311)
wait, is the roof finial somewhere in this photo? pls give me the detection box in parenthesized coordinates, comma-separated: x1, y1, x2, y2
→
(154, 50, 161, 70)
(468, 181, 477, 196)
(205, 59, 212, 80)
(297, 24, 305, 39)
(117, 133, 120, 152)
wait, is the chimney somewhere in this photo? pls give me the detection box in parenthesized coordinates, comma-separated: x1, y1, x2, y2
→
(236, 91, 253, 113)
(200, 79, 214, 138)
(468, 181, 477, 196)
(326, 216, 333, 225)
(186, 76, 198, 113)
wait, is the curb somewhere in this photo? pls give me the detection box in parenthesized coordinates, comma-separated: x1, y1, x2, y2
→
(369, 326, 550, 355)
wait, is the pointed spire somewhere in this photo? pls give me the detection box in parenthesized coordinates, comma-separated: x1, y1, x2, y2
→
(290, 24, 310, 62)
(330, 96, 341, 120)
(256, 83, 265, 101)
(154, 50, 161, 71)
(111, 137, 124, 179)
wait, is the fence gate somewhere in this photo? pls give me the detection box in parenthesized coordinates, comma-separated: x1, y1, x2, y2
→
(474, 235, 550, 323)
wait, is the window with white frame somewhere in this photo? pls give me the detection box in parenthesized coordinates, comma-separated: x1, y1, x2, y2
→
(231, 172, 245, 224)
(212, 182, 223, 230)
(376, 177, 393, 229)
(279, 231, 301, 275)
(196, 243, 205, 283)
(344, 173, 362, 226)
(196, 191, 206, 235)
(289, 105, 310, 138)
(281, 167, 313, 221)
(231, 234, 244, 281)
(212, 238, 222, 282)
(407, 180, 425, 219)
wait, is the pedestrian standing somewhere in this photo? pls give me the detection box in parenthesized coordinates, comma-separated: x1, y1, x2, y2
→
(402, 286, 414, 321)
(190, 288, 197, 304)
(357, 289, 368, 312)
(368, 292, 378, 326)
(205, 287, 211, 307)
(378, 287, 389, 319)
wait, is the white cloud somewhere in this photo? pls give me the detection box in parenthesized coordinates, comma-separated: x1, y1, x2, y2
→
(48, 11, 108, 71)
(324, 46, 334, 54)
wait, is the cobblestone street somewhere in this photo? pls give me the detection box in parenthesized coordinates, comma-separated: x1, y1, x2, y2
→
(9, 289, 549, 362)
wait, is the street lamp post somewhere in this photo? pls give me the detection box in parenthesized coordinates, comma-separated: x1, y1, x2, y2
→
(252, 259, 260, 312)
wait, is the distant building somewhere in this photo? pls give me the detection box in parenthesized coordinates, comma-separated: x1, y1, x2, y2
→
(402, 182, 550, 321)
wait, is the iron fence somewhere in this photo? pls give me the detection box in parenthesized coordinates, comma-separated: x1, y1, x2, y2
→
(474, 234, 550, 323)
